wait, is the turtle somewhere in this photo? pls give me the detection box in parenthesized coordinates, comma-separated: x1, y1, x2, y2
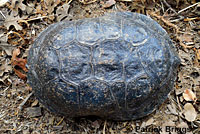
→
(27, 12, 180, 121)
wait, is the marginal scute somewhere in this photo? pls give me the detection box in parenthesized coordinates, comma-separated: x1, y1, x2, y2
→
(52, 25, 76, 49)
(79, 79, 115, 116)
(126, 77, 150, 109)
(123, 20, 148, 46)
(45, 79, 79, 115)
(76, 18, 103, 45)
(110, 82, 126, 109)
(35, 48, 59, 83)
(100, 16, 121, 39)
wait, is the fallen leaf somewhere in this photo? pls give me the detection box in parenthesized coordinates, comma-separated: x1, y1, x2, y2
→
(0, 59, 12, 76)
(11, 48, 28, 80)
(4, 12, 23, 30)
(79, 0, 97, 5)
(177, 122, 192, 134)
(145, 117, 155, 126)
(44, 0, 60, 14)
(31, 99, 39, 107)
(56, 3, 70, 21)
(11, 0, 27, 16)
(0, 34, 16, 56)
(183, 103, 197, 122)
(92, 120, 100, 129)
(26, 107, 42, 117)
(103, 0, 116, 8)
(0, 0, 9, 7)
(196, 49, 200, 60)
(183, 89, 197, 102)
(167, 104, 178, 115)
(13, 68, 27, 80)
(161, 120, 176, 134)
(179, 32, 193, 42)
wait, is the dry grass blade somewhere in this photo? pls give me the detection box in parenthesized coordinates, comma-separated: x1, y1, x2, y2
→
(103, 120, 107, 134)
(18, 92, 33, 111)
(178, 2, 200, 14)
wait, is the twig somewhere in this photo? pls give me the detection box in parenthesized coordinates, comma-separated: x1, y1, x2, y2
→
(148, 11, 194, 49)
(18, 92, 33, 111)
(103, 120, 107, 134)
(0, 11, 6, 19)
(178, 2, 200, 14)
(163, 0, 178, 15)
(56, 117, 65, 126)
(148, 11, 179, 33)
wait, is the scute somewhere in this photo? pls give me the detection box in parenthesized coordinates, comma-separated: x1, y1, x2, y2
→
(79, 79, 115, 116)
(35, 48, 59, 84)
(76, 18, 103, 45)
(122, 20, 148, 46)
(100, 16, 121, 39)
(27, 12, 180, 121)
(93, 39, 130, 81)
(59, 42, 92, 83)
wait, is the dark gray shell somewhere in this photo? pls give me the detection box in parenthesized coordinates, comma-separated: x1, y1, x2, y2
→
(27, 12, 180, 120)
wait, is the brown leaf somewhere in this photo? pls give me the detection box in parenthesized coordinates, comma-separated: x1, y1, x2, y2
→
(183, 89, 197, 102)
(196, 49, 200, 60)
(183, 103, 197, 122)
(11, 48, 28, 80)
(31, 99, 39, 107)
(103, 0, 116, 8)
(179, 32, 193, 42)
(13, 68, 27, 80)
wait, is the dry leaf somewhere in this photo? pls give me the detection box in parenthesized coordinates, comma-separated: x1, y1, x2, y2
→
(0, 59, 12, 76)
(177, 122, 192, 134)
(56, 3, 70, 21)
(183, 103, 197, 122)
(4, 12, 23, 30)
(31, 99, 39, 107)
(145, 117, 155, 126)
(13, 68, 27, 80)
(0, 34, 16, 56)
(103, 0, 116, 8)
(196, 49, 200, 60)
(0, 0, 9, 7)
(183, 89, 197, 102)
(167, 104, 178, 115)
(179, 32, 193, 42)
(11, 0, 27, 16)
(161, 120, 176, 134)
(11, 48, 28, 80)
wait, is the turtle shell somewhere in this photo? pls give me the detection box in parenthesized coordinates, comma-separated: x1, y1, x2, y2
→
(27, 12, 180, 120)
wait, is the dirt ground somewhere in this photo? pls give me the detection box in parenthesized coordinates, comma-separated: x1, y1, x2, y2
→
(0, 0, 200, 133)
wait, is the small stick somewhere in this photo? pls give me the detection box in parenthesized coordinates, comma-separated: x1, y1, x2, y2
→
(103, 120, 107, 134)
(18, 92, 33, 111)
(178, 2, 199, 14)
(0, 11, 6, 19)
(163, 0, 178, 15)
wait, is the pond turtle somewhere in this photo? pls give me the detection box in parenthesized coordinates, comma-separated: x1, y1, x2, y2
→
(27, 12, 180, 120)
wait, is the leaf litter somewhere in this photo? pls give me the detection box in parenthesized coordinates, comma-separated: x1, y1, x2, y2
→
(0, 0, 200, 133)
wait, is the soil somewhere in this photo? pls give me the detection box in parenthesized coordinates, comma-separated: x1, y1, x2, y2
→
(0, 0, 200, 133)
